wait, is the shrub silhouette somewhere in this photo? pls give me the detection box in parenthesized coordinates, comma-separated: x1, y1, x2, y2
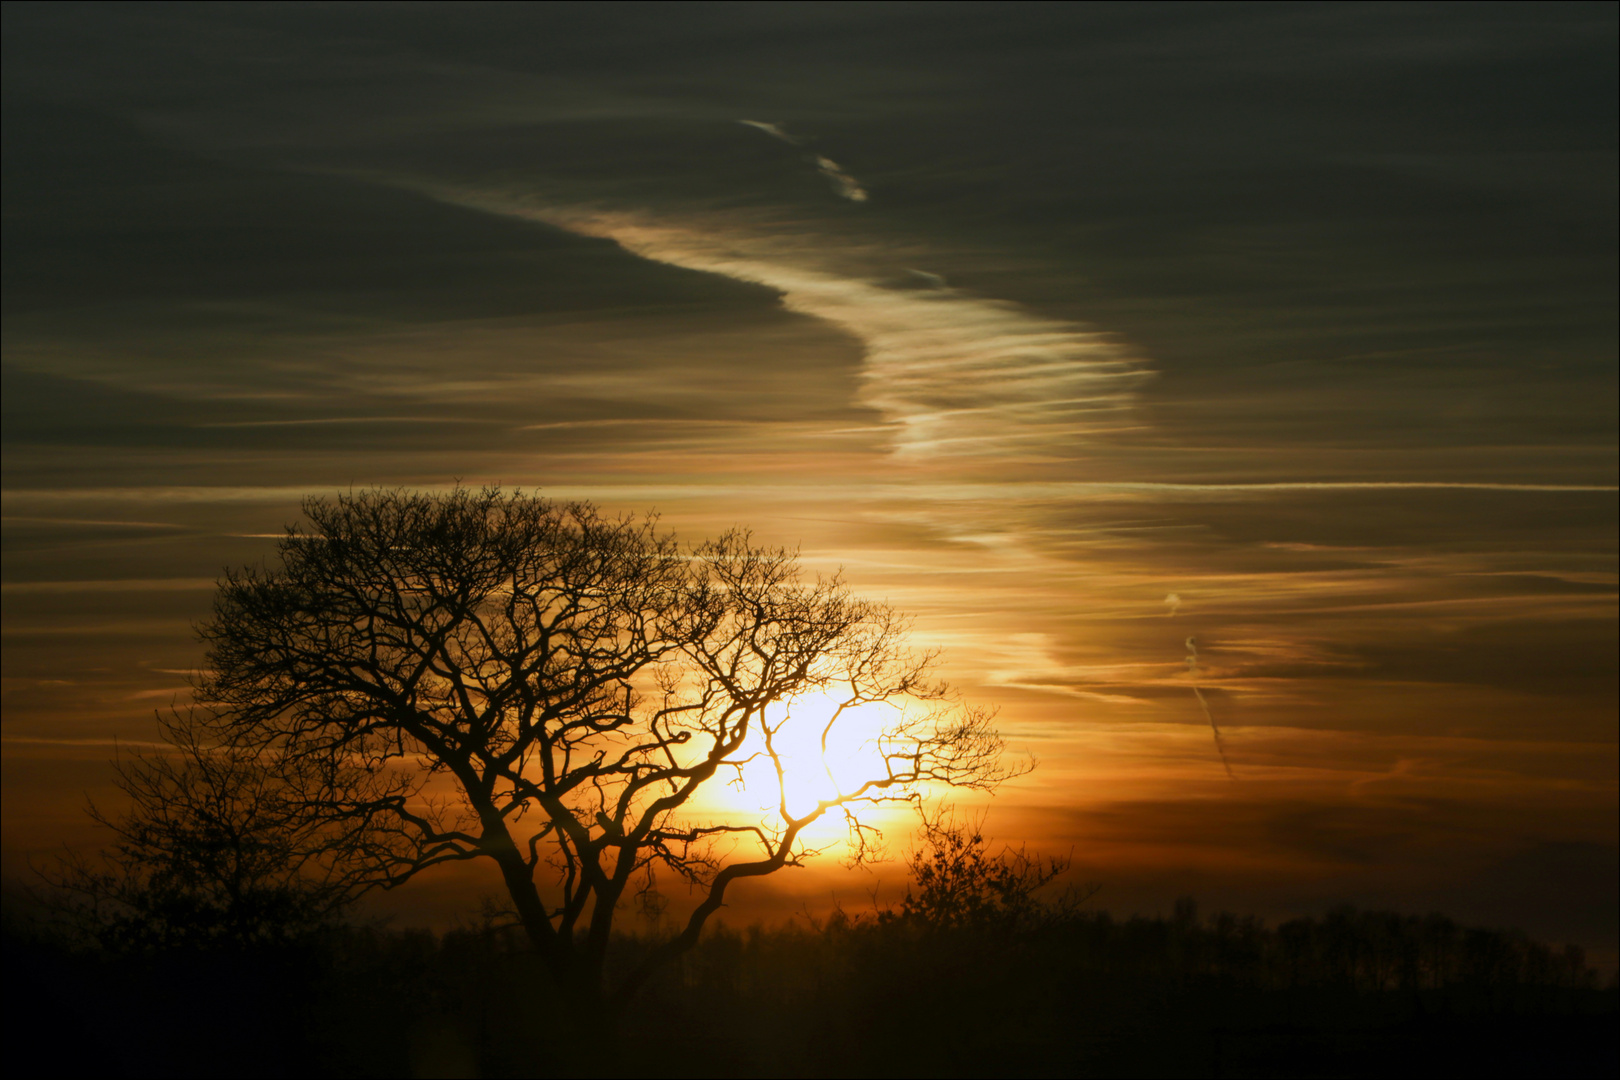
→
(41, 710, 369, 951)
(895, 808, 1085, 932)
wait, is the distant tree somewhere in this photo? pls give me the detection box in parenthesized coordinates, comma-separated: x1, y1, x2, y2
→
(164, 487, 1012, 1004)
(897, 808, 1082, 932)
(44, 710, 375, 950)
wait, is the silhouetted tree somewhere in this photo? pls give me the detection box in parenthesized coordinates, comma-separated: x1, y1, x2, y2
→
(44, 709, 374, 950)
(897, 808, 1080, 931)
(182, 487, 1014, 1003)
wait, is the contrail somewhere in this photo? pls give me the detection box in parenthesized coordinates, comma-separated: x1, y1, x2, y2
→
(1185, 636, 1235, 780)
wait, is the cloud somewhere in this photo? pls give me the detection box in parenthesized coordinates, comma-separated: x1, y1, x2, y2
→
(737, 119, 799, 145)
(404, 189, 1150, 464)
(737, 119, 869, 201)
(193, 417, 480, 428)
(0, 579, 216, 594)
(812, 155, 868, 202)
(975, 632, 1158, 705)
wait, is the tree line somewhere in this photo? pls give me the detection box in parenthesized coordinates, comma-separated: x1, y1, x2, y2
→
(9, 829, 1612, 1079)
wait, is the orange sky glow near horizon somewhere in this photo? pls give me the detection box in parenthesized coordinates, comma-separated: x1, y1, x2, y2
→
(2, 4, 1614, 969)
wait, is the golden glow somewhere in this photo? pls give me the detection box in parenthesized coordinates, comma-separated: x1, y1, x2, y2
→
(721, 694, 896, 822)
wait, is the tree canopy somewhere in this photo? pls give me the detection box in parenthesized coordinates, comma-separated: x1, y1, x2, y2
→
(179, 487, 1013, 1000)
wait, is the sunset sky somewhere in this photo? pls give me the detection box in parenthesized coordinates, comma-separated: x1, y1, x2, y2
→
(3, 3, 1615, 960)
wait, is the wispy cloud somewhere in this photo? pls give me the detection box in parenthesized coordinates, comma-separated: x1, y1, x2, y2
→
(738, 120, 868, 201)
(405, 189, 1150, 465)
(1, 516, 185, 529)
(812, 155, 868, 202)
(194, 416, 479, 428)
(738, 119, 799, 145)
(0, 578, 217, 594)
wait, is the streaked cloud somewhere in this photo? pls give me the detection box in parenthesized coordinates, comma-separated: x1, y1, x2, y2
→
(401, 187, 1151, 464)
(738, 119, 798, 145)
(812, 155, 868, 202)
(738, 118, 869, 200)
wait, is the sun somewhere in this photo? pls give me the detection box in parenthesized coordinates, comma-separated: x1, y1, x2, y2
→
(719, 692, 896, 822)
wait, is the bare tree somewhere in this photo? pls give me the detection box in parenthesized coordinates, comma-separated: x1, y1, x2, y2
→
(896, 807, 1089, 933)
(44, 710, 380, 950)
(186, 487, 1015, 1003)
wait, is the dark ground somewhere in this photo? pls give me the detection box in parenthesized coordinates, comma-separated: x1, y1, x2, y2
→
(5, 901, 1615, 1078)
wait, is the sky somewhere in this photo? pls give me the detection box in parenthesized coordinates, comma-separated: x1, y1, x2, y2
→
(3, 2, 1616, 958)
